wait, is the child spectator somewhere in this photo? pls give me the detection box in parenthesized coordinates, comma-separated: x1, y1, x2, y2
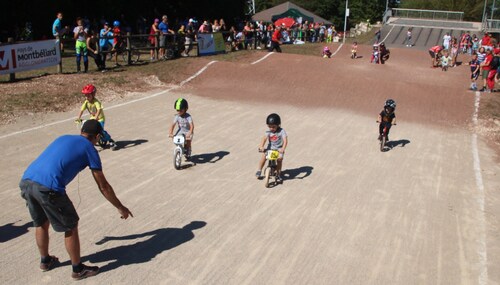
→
(441, 50, 452, 71)
(472, 35, 480, 54)
(111, 20, 121, 67)
(168, 98, 194, 159)
(148, 19, 160, 61)
(351, 42, 358, 59)
(406, 28, 413, 47)
(450, 38, 459, 67)
(256, 113, 288, 183)
(323, 46, 332, 58)
(480, 48, 493, 91)
(469, 53, 480, 90)
(86, 30, 104, 71)
(73, 18, 88, 73)
(76, 84, 116, 149)
(99, 22, 113, 70)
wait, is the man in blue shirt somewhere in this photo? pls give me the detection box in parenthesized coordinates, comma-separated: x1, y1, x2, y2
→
(158, 15, 174, 59)
(19, 119, 133, 280)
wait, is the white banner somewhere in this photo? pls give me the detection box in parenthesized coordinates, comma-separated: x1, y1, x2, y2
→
(0, 40, 60, 75)
(197, 33, 225, 56)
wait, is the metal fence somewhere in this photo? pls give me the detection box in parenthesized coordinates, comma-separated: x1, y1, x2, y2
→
(483, 19, 500, 32)
(392, 8, 464, 21)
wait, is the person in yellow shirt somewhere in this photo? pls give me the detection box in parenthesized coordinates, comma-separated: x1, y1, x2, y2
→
(76, 84, 116, 149)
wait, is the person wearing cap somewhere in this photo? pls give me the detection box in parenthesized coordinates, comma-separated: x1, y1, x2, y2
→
(158, 15, 174, 59)
(19, 119, 133, 280)
(182, 18, 196, 57)
(148, 18, 160, 61)
(269, 24, 283, 53)
(99, 22, 113, 70)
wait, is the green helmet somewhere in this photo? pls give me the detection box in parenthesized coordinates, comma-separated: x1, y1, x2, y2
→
(174, 98, 188, 110)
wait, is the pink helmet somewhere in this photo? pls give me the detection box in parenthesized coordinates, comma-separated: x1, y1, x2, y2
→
(323, 46, 330, 51)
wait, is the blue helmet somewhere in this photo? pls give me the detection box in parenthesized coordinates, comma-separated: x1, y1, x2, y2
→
(113, 20, 120, 27)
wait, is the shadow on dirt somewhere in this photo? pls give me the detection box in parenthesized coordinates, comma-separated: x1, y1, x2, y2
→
(112, 139, 148, 151)
(385, 139, 411, 150)
(0, 221, 32, 243)
(83, 221, 207, 273)
(188, 151, 230, 165)
(281, 166, 314, 181)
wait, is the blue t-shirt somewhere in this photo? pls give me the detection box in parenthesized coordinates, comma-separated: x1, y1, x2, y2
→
(158, 22, 169, 34)
(52, 18, 62, 35)
(99, 29, 113, 48)
(22, 135, 102, 193)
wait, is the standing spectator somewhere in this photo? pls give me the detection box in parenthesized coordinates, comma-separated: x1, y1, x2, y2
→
(220, 19, 227, 32)
(469, 53, 480, 90)
(198, 21, 210, 33)
(52, 12, 66, 52)
(481, 33, 492, 50)
(487, 48, 500, 92)
(111, 20, 122, 67)
(212, 19, 221, 32)
(405, 28, 413, 47)
(182, 19, 196, 57)
(158, 15, 174, 59)
(374, 28, 381, 44)
(86, 30, 104, 71)
(243, 22, 254, 49)
(443, 32, 451, 50)
(73, 17, 89, 73)
(148, 18, 160, 61)
(269, 25, 283, 53)
(19, 119, 133, 280)
(472, 35, 480, 54)
(479, 48, 493, 91)
(99, 22, 113, 70)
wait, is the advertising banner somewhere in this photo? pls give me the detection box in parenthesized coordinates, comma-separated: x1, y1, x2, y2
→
(0, 40, 60, 75)
(197, 33, 226, 56)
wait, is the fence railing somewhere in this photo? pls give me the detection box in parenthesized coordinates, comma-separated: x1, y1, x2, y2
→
(392, 8, 464, 21)
(483, 19, 500, 32)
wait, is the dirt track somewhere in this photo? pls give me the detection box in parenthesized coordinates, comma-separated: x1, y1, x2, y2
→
(1, 45, 499, 284)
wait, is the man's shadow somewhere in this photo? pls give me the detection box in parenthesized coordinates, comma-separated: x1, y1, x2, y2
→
(385, 139, 411, 150)
(83, 221, 206, 273)
(188, 151, 229, 165)
(281, 166, 313, 181)
(0, 221, 32, 243)
(112, 139, 148, 151)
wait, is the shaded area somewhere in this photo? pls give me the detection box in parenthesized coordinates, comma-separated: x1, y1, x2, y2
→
(112, 139, 148, 151)
(386, 139, 411, 150)
(281, 166, 313, 181)
(189, 151, 230, 164)
(85, 221, 206, 273)
(0, 221, 32, 243)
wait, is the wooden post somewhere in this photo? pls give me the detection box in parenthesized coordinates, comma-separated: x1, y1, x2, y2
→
(7, 38, 15, 81)
(155, 32, 159, 60)
(126, 32, 131, 65)
(57, 38, 63, 74)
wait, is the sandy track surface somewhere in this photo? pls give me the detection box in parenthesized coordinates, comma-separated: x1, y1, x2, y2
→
(1, 47, 499, 284)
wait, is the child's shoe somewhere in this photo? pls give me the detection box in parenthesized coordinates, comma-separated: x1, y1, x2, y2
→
(255, 170, 262, 179)
(276, 174, 283, 184)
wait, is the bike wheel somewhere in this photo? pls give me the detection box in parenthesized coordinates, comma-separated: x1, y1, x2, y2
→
(264, 167, 271, 188)
(380, 135, 386, 152)
(174, 149, 182, 170)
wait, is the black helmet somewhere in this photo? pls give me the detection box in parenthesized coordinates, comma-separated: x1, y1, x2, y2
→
(174, 98, 188, 110)
(266, 113, 281, 125)
(385, 99, 396, 109)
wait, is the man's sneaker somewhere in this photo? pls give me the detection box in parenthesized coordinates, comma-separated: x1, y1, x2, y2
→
(40, 256, 59, 272)
(255, 170, 262, 179)
(71, 264, 99, 280)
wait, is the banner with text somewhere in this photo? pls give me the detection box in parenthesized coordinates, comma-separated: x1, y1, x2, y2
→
(0, 40, 60, 75)
(197, 33, 226, 56)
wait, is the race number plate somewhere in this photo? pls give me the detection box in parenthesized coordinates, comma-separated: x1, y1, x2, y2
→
(267, 150, 280, 160)
(173, 135, 185, 145)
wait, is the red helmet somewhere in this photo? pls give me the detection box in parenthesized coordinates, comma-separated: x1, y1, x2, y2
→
(81, 84, 96, 94)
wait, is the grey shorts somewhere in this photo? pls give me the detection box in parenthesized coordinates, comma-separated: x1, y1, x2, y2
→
(19, 179, 79, 232)
(160, 35, 167, 47)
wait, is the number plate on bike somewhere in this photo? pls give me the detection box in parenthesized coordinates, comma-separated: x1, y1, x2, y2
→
(173, 135, 185, 145)
(267, 150, 280, 160)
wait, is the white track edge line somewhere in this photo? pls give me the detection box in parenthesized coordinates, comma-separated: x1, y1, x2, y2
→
(381, 25, 396, 44)
(472, 91, 488, 285)
(332, 43, 343, 57)
(251, 52, 274, 65)
(0, 60, 218, 140)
